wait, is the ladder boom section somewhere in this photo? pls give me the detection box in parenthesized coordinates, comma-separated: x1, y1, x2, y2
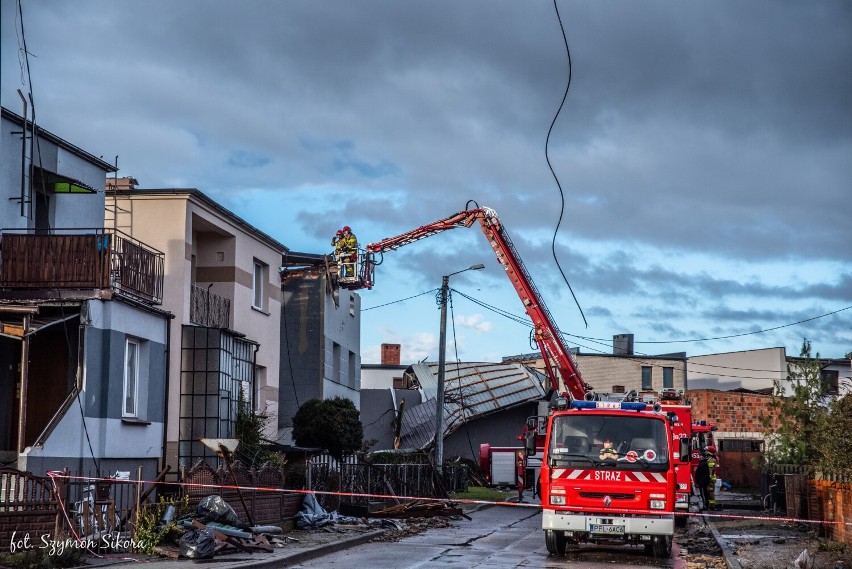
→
(362, 205, 588, 399)
(473, 210, 588, 400)
(366, 209, 481, 253)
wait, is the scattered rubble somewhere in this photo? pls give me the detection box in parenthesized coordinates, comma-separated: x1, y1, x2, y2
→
(142, 494, 467, 560)
(369, 516, 456, 542)
(676, 516, 727, 569)
(712, 515, 850, 569)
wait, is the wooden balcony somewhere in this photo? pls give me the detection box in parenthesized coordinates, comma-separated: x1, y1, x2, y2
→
(0, 229, 164, 304)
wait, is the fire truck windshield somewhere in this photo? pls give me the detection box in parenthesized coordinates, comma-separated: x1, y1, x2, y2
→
(549, 414, 669, 471)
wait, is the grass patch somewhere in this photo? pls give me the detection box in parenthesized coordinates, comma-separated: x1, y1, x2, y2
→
(450, 486, 509, 503)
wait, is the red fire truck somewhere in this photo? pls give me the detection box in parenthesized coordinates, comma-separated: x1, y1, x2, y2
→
(333, 204, 692, 558)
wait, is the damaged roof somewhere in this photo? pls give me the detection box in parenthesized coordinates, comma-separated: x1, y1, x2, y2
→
(399, 361, 546, 450)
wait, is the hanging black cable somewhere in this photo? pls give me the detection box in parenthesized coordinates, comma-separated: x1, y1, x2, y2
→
(546, 0, 587, 328)
(448, 290, 478, 463)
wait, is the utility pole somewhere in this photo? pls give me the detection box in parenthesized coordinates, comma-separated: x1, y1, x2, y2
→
(434, 264, 484, 474)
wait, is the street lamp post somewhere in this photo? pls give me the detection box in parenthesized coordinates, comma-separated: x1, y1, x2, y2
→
(434, 263, 485, 474)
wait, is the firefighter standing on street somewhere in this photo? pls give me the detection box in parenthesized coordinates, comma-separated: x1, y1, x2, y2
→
(706, 445, 719, 510)
(695, 450, 710, 512)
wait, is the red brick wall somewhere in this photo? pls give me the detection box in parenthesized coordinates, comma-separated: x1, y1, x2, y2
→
(687, 389, 779, 432)
(809, 479, 852, 544)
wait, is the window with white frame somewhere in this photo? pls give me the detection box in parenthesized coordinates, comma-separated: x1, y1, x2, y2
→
(124, 338, 139, 417)
(253, 259, 268, 311)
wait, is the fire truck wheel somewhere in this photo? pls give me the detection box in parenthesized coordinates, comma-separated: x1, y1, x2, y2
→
(545, 529, 566, 555)
(645, 535, 672, 558)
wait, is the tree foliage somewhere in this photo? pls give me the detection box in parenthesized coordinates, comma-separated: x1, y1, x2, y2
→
(760, 340, 852, 476)
(817, 394, 852, 475)
(762, 339, 827, 466)
(292, 397, 363, 459)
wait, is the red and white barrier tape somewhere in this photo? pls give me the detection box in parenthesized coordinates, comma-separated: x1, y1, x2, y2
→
(46, 471, 850, 527)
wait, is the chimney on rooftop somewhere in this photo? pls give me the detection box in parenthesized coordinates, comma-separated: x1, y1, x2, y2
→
(381, 343, 401, 366)
(613, 333, 634, 356)
(105, 176, 139, 191)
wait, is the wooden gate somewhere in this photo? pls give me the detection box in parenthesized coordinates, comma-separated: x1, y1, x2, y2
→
(0, 467, 59, 552)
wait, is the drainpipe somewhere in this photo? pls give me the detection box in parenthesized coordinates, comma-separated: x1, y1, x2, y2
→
(16, 90, 27, 217)
(161, 313, 172, 472)
(252, 343, 259, 413)
(17, 314, 30, 457)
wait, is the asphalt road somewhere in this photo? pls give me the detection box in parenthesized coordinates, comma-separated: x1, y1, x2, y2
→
(290, 505, 686, 569)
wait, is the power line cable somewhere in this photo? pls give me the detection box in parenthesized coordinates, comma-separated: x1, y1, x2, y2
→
(452, 288, 850, 352)
(447, 290, 478, 462)
(635, 304, 852, 344)
(546, 0, 587, 328)
(450, 288, 845, 375)
(362, 288, 439, 311)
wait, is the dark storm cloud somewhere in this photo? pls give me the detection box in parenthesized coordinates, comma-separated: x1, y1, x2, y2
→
(3, 1, 850, 357)
(6, 2, 850, 260)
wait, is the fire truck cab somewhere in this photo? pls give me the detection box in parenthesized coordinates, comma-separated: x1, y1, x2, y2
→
(532, 397, 691, 558)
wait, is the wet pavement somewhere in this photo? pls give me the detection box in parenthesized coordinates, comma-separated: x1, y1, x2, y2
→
(59, 489, 839, 569)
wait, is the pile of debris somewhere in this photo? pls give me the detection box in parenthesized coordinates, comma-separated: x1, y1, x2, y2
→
(294, 494, 466, 544)
(148, 494, 468, 560)
(370, 516, 455, 543)
(153, 496, 292, 559)
(370, 499, 467, 519)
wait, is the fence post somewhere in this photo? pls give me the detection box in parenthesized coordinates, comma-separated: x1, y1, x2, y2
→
(306, 457, 312, 493)
(134, 467, 143, 539)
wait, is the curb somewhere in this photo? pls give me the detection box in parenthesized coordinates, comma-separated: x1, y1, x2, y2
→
(703, 515, 742, 569)
(68, 529, 387, 569)
(252, 529, 387, 568)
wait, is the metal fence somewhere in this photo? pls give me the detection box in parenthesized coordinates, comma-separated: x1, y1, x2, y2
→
(767, 464, 852, 543)
(306, 454, 468, 511)
(54, 470, 136, 541)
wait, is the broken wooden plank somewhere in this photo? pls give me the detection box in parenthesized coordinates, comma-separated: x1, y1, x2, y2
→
(151, 545, 180, 559)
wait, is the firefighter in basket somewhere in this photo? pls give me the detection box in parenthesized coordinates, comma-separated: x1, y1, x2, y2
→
(337, 226, 358, 278)
(331, 229, 344, 252)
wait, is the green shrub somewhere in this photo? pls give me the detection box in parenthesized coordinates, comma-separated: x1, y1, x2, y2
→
(292, 397, 363, 460)
(132, 495, 191, 555)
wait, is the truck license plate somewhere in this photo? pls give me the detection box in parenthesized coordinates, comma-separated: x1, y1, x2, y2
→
(589, 523, 625, 534)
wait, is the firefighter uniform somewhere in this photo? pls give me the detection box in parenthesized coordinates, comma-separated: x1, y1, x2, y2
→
(338, 227, 358, 278)
(706, 450, 719, 510)
(695, 454, 710, 511)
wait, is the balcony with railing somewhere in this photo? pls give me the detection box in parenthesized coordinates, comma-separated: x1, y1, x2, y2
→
(0, 228, 164, 304)
(189, 284, 230, 329)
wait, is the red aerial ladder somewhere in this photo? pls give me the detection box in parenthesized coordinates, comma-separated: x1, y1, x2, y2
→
(337, 203, 689, 556)
(356, 204, 591, 401)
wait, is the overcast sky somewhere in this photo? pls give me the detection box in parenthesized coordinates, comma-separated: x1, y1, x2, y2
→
(3, 1, 850, 366)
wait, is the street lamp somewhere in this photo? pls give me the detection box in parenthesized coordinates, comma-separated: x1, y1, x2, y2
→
(435, 263, 485, 474)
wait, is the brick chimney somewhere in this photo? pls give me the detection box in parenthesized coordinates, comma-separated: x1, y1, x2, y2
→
(381, 343, 401, 365)
(613, 333, 634, 356)
(105, 176, 139, 191)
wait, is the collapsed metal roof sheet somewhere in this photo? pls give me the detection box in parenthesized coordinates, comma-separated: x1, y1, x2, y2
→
(399, 361, 546, 450)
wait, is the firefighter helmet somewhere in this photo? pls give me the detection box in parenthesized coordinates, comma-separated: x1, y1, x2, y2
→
(343, 226, 351, 232)
(336, 230, 343, 236)
(705, 445, 717, 455)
